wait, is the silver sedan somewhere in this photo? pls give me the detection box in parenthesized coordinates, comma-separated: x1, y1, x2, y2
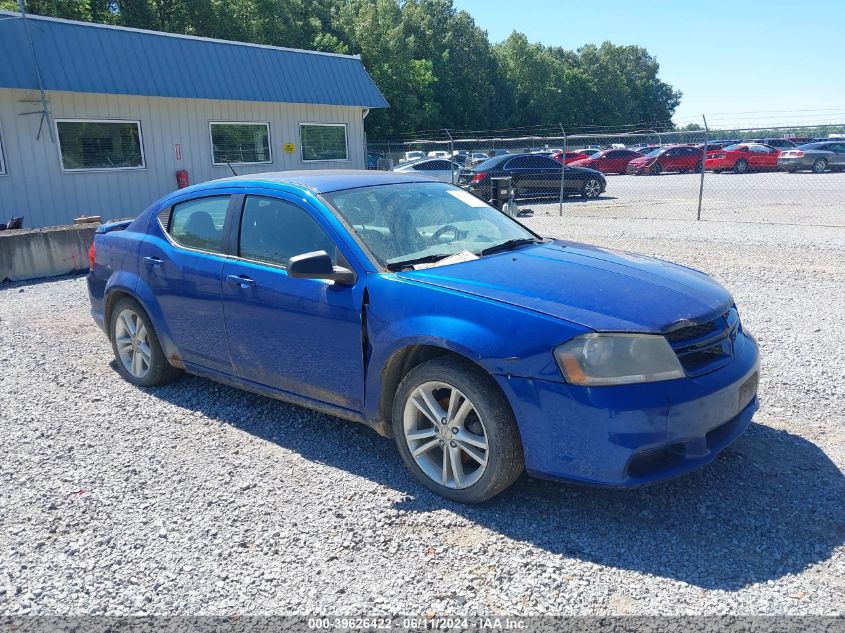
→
(778, 142, 845, 173)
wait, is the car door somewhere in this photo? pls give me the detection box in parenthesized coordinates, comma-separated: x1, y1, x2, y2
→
(139, 194, 235, 374)
(750, 145, 777, 167)
(827, 143, 845, 166)
(523, 155, 564, 194)
(414, 159, 458, 183)
(502, 156, 534, 193)
(220, 193, 365, 411)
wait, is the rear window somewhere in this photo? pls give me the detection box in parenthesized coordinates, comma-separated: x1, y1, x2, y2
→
(165, 196, 230, 254)
(471, 155, 507, 171)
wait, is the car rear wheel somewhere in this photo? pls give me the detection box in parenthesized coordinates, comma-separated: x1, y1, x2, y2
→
(581, 177, 602, 199)
(392, 357, 524, 503)
(649, 163, 662, 176)
(695, 160, 703, 172)
(812, 158, 828, 173)
(110, 297, 180, 387)
(714, 169, 723, 174)
(734, 159, 748, 174)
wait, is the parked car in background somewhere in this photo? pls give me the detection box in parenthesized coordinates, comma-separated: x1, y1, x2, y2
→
(394, 158, 461, 183)
(705, 143, 780, 173)
(626, 145, 703, 175)
(551, 151, 591, 164)
(778, 141, 845, 173)
(400, 151, 425, 164)
(746, 138, 796, 150)
(427, 150, 451, 159)
(696, 141, 733, 153)
(466, 152, 491, 167)
(568, 149, 644, 175)
(87, 171, 759, 502)
(629, 144, 661, 154)
(458, 153, 606, 200)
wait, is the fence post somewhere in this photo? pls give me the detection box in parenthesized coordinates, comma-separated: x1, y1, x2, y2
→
(444, 128, 455, 184)
(697, 115, 709, 221)
(558, 123, 566, 216)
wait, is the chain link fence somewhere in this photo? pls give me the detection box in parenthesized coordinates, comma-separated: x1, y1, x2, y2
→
(368, 123, 845, 227)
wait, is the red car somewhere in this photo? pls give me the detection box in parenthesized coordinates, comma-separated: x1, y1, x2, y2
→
(705, 143, 780, 174)
(569, 149, 644, 174)
(551, 151, 590, 165)
(626, 145, 704, 175)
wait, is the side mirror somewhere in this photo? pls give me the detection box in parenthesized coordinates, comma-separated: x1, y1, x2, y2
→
(287, 250, 356, 285)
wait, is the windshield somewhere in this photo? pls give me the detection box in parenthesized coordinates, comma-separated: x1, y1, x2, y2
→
(324, 182, 538, 268)
(643, 148, 663, 157)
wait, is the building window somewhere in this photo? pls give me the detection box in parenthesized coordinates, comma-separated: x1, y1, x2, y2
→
(300, 123, 348, 162)
(209, 122, 272, 166)
(56, 120, 145, 171)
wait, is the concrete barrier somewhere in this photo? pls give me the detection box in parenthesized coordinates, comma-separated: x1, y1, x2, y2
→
(0, 223, 99, 283)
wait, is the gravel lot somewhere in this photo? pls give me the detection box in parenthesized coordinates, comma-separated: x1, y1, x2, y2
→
(527, 170, 845, 226)
(1, 216, 843, 617)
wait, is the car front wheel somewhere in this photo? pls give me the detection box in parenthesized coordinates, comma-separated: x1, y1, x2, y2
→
(110, 297, 180, 387)
(734, 159, 748, 174)
(812, 158, 827, 173)
(392, 357, 524, 503)
(581, 177, 602, 199)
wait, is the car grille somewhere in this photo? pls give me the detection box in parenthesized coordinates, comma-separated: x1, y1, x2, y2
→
(664, 308, 739, 375)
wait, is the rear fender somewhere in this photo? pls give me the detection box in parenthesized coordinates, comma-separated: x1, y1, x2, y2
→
(103, 273, 181, 365)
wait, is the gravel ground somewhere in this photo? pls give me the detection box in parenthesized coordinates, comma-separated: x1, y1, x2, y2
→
(1, 216, 843, 617)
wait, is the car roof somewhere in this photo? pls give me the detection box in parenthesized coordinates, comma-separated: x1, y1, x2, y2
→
(191, 170, 436, 194)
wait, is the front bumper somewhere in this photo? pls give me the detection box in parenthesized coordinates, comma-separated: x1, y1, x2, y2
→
(626, 163, 650, 174)
(496, 331, 759, 487)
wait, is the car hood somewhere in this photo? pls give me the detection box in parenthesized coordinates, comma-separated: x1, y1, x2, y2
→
(628, 156, 654, 164)
(397, 240, 732, 332)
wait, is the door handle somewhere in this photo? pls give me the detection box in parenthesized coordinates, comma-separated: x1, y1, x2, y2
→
(143, 256, 163, 268)
(226, 274, 256, 289)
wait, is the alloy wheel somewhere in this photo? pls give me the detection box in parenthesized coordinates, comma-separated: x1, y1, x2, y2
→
(114, 308, 152, 379)
(583, 178, 601, 198)
(813, 158, 827, 174)
(403, 381, 489, 490)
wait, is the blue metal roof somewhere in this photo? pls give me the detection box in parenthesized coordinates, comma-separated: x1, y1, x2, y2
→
(0, 11, 388, 108)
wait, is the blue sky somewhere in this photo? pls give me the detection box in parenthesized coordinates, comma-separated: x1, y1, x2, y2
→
(451, 0, 845, 128)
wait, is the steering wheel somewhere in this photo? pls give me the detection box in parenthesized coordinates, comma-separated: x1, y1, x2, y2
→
(431, 224, 462, 244)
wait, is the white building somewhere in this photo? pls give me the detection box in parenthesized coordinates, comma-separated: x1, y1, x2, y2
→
(0, 10, 388, 227)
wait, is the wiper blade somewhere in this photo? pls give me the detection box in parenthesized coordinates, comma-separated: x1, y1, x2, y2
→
(386, 253, 452, 271)
(480, 238, 539, 256)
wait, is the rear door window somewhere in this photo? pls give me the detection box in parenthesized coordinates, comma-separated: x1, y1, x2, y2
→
(166, 196, 230, 254)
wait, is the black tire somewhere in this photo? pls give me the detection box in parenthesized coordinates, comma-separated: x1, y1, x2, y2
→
(695, 160, 703, 172)
(714, 169, 723, 174)
(392, 357, 524, 503)
(581, 177, 602, 199)
(109, 297, 181, 387)
(734, 159, 748, 174)
(649, 162, 662, 176)
(812, 158, 827, 174)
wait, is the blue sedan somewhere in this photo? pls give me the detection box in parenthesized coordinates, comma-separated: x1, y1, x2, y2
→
(87, 170, 759, 503)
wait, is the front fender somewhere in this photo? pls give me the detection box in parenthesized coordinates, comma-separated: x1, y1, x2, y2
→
(363, 273, 589, 421)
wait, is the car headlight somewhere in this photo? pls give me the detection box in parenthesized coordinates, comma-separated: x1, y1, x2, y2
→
(555, 333, 685, 386)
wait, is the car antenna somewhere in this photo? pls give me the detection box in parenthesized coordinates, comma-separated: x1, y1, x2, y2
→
(225, 160, 238, 177)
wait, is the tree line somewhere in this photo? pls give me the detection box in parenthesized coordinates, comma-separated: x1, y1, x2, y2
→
(4, 0, 683, 139)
